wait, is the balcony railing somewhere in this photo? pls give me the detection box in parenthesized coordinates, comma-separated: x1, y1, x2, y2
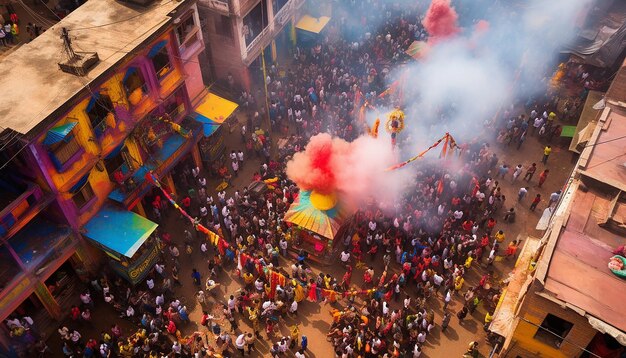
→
(117, 117, 203, 208)
(243, 0, 305, 65)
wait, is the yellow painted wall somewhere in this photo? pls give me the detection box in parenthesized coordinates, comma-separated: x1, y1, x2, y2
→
(157, 33, 184, 100)
(41, 113, 98, 191)
(42, 73, 131, 192)
(123, 137, 144, 168)
(40, 30, 182, 199)
(96, 75, 131, 153)
(511, 318, 568, 358)
(77, 168, 112, 226)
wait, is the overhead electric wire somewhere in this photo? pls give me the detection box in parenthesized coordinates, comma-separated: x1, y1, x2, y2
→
(0, 18, 169, 171)
(70, 0, 175, 31)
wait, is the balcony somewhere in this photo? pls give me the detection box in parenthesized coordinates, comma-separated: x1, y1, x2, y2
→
(198, 0, 230, 15)
(10, 217, 75, 277)
(0, 184, 55, 241)
(243, 0, 305, 65)
(108, 116, 203, 208)
(0, 217, 75, 308)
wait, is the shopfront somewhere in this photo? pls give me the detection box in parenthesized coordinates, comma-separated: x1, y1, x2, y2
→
(82, 203, 159, 285)
(193, 92, 239, 166)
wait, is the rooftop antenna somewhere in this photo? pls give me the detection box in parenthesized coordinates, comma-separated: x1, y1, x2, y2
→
(60, 27, 77, 60)
(57, 27, 99, 76)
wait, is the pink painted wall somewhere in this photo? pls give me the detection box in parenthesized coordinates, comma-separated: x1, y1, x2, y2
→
(184, 56, 205, 105)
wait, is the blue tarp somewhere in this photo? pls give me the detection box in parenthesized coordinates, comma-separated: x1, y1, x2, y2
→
(83, 204, 158, 258)
(148, 40, 168, 58)
(42, 122, 78, 145)
(194, 113, 221, 137)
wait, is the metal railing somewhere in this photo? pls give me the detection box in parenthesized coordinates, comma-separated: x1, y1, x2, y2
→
(243, 0, 304, 63)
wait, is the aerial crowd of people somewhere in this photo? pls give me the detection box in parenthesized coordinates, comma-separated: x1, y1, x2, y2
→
(4, 0, 594, 357)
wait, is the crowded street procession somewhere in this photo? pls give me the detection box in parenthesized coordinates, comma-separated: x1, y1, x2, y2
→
(1, 0, 621, 357)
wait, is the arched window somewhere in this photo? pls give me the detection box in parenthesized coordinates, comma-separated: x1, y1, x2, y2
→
(123, 67, 148, 105)
(86, 93, 115, 137)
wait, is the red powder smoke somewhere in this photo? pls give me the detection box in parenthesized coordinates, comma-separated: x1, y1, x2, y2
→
(286, 133, 398, 201)
(286, 133, 337, 194)
(475, 19, 490, 33)
(423, 0, 460, 42)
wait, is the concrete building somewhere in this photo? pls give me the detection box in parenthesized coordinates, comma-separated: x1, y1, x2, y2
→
(0, 0, 233, 353)
(490, 60, 626, 358)
(197, 0, 308, 91)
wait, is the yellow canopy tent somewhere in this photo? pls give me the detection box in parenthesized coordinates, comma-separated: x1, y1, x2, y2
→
(195, 92, 239, 124)
(295, 15, 331, 34)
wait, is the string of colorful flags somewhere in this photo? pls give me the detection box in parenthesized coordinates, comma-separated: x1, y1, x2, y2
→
(237, 252, 393, 303)
(385, 132, 459, 171)
(145, 171, 229, 254)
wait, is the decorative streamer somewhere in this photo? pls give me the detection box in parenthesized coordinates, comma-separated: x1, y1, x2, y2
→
(145, 171, 227, 253)
(385, 133, 458, 171)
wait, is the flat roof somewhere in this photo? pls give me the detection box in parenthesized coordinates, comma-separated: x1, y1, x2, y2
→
(606, 57, 626, 103)
(543, 96, 626, 333)
(0, 0, 188, 136)
(544, 186, 626, 332)
(579, 107, 626, 190)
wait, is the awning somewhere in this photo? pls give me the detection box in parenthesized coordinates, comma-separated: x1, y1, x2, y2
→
(83, 204, 158, 258)
(569, 90, 604, 153)
(43, 122, 78, 145)
(108, 133, 187, 204)
(489, 237, 541, 338)
(194, 113, 221, 137)
(194, 92, 238, 124)
(295, 15, 331, 34)
(202, 122, 220, 137)
(105, 142, 125, 160)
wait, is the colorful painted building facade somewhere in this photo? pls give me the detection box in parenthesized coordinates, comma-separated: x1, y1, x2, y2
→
(0, 0, 217, 353)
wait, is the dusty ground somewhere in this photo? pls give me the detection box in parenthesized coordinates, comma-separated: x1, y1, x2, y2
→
(44, 103, 575, 357)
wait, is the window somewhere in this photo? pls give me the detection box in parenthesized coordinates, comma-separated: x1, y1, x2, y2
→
(273, 0, 289, 14)
(215, 15, 232, 38)
(534, 314, 574, 348)
(163, 88, 186, 119)
(87, 94, 115, 137)
(242, 0, 268, 47)
(176, 14, 197, 45)
(49, 134, 81, 168)
(104, 148, 129, 176)
(72, 181, 95, 209)
(151, 47, 172, 80)
(123, 67, 147, 106)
